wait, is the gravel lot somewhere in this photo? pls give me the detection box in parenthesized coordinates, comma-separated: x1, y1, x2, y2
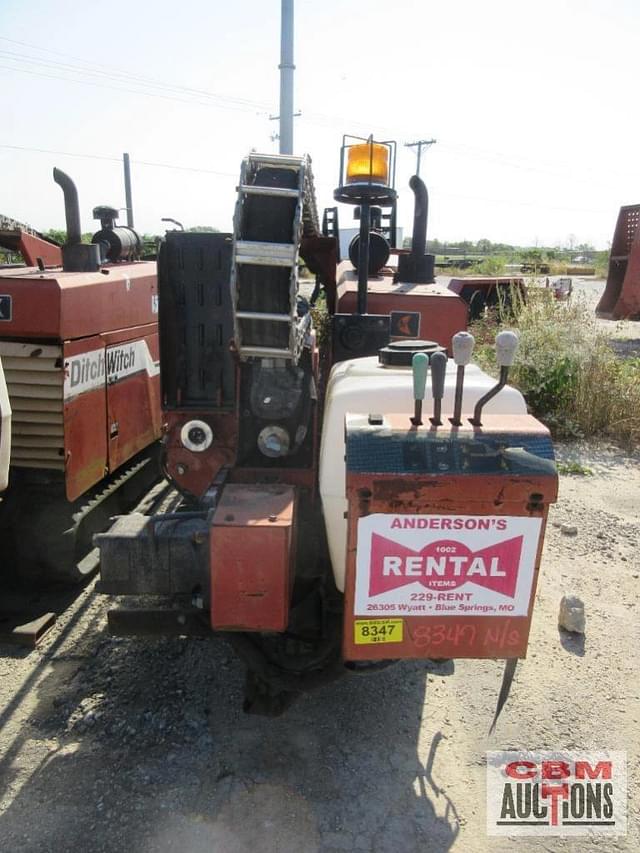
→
(1, 277, 638, 852)
(0, 437, 638, 853)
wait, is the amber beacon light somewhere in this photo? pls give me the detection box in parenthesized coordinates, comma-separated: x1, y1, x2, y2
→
(346, 142, 389, 185)
(334, 134, 397, 205)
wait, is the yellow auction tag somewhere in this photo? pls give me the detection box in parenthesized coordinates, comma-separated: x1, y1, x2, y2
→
(354, 619, 403, 645)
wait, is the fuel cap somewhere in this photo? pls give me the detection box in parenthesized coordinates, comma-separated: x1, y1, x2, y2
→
(378, 339, 445, 367)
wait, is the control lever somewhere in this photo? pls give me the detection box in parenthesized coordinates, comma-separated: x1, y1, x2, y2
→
(470, 330, 519, 426)
(411, 352, 429, 426)
(429, 351, 447, 426)
(450, 331, 475, 426)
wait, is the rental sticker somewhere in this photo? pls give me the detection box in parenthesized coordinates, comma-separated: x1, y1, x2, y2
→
(354, 619, 404, 645)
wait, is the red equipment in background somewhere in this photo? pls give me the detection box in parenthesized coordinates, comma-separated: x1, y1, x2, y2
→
(0, 215, 62, 268)
(0, 168, 162, 582)
(596, 204, 640, 319)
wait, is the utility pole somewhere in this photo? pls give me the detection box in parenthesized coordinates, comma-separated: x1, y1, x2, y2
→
(278, 0, 295, 154)
(404, 138, 437, 177)
(123, 152, 134, 228)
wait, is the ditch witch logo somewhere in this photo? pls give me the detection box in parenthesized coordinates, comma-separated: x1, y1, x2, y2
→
(69, 346, 136, 388)
(369, 534, 523, 597)
(486, 751, 627, 837)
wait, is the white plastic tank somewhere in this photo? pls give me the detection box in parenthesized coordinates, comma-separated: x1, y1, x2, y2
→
(319, 355, 528, 591)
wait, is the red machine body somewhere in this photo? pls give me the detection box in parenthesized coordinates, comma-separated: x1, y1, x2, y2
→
(448, 276, 526, 320)
(0, 217, 62, 268)
(342, 414, 557, 661)
(336, 264, 467, 354)
(596, 204, 640, 319)
(96, 144, 558, 718)
(210, 484, 297, 632)
(0, 261, 161, 500)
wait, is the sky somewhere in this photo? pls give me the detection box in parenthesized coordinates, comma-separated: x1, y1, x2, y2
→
(1, 0, 639, 249)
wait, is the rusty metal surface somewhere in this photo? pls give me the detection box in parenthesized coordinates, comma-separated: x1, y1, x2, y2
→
(0, 219, 62, 267)
(106, 330, 161, 473)
(336, 266, 468, 355)
(61, 328, 162, 501)
(18, 232, 62, 267)
(63, 336, 108, 500)
(342, 415, 558, 663)
(596, 204, 640, 319)
(0, 261, 157, 339)
(210, 484, 296, 632)
(165, 410, 238, 499)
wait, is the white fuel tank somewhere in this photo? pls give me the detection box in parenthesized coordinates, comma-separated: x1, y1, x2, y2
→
(319, 355, 528, 591)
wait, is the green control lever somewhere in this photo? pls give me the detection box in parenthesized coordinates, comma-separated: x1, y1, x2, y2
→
(429, 350, 447, 426)
(411, 352, 429, 426)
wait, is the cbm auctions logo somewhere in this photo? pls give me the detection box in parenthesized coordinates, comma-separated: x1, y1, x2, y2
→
(487, 751, 627, 837)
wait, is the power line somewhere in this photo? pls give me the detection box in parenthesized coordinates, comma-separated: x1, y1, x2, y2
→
(0, 37, 629, 191)
(0, 143, 238, 178)
(404, 139, 437, 177)
(0, 37, 274, 112)
(0, 143, 615, 214)
(0, 62, 269, 115)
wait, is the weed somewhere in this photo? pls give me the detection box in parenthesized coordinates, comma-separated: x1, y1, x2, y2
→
(556, 461, 594, 476)
(471, 290, 640, 446)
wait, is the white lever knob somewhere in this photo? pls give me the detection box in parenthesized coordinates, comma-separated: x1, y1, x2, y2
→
(452, 331, 475, 366)
(495, 330, 519, 367)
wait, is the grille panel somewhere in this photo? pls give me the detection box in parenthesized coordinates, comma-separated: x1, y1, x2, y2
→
(0, 341, 64, 470)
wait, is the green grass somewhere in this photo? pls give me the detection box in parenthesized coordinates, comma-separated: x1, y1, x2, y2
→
(556, 461, 594, 476)
(471, 289, 640, 446)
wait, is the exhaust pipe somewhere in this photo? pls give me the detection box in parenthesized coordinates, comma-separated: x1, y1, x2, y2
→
(409, 174, 428, 260)
(53, 167, 82, 246)
(53, 167, 100, 272)
(395, 174, 435, 285)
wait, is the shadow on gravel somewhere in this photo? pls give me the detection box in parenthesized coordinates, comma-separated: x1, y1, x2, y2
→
(0, 630, 460, 853)
(608, 337, 640, 360)
(559, 629, 586, 657)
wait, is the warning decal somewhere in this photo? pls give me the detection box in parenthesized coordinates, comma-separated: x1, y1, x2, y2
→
(354, 514, 542, 617)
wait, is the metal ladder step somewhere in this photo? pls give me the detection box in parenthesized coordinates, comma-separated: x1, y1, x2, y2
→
(246, 154, 305, 168)
(237, 345, 293, 359)
(234, 240, 297, 266)
(235, 311, 291, 323)
(238, 185, 300, 199)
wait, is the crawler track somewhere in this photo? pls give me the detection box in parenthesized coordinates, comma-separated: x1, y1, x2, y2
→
(0, 464, 177, 647)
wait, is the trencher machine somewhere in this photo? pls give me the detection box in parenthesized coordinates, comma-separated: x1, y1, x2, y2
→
(97, 137, 558, 716)
(0, 169, 162, 583)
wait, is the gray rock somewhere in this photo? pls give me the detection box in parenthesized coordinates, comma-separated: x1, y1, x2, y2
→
(561, 524, 578, 536)
(558, 595, 586, 634)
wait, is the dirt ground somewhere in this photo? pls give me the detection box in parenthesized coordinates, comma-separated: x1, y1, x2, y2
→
(0, 436, 637, 853)
(1, 277, 638, 852)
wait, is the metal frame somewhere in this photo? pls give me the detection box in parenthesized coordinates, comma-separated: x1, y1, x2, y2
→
(230, 152, 318, 362)
(334, 134, 398, 206)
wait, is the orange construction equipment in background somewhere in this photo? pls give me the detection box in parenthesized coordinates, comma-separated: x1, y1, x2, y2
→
(596, 204, 640, 319)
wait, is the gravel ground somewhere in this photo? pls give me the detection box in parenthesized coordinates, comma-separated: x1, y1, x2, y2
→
(0, 438, 638, 853)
